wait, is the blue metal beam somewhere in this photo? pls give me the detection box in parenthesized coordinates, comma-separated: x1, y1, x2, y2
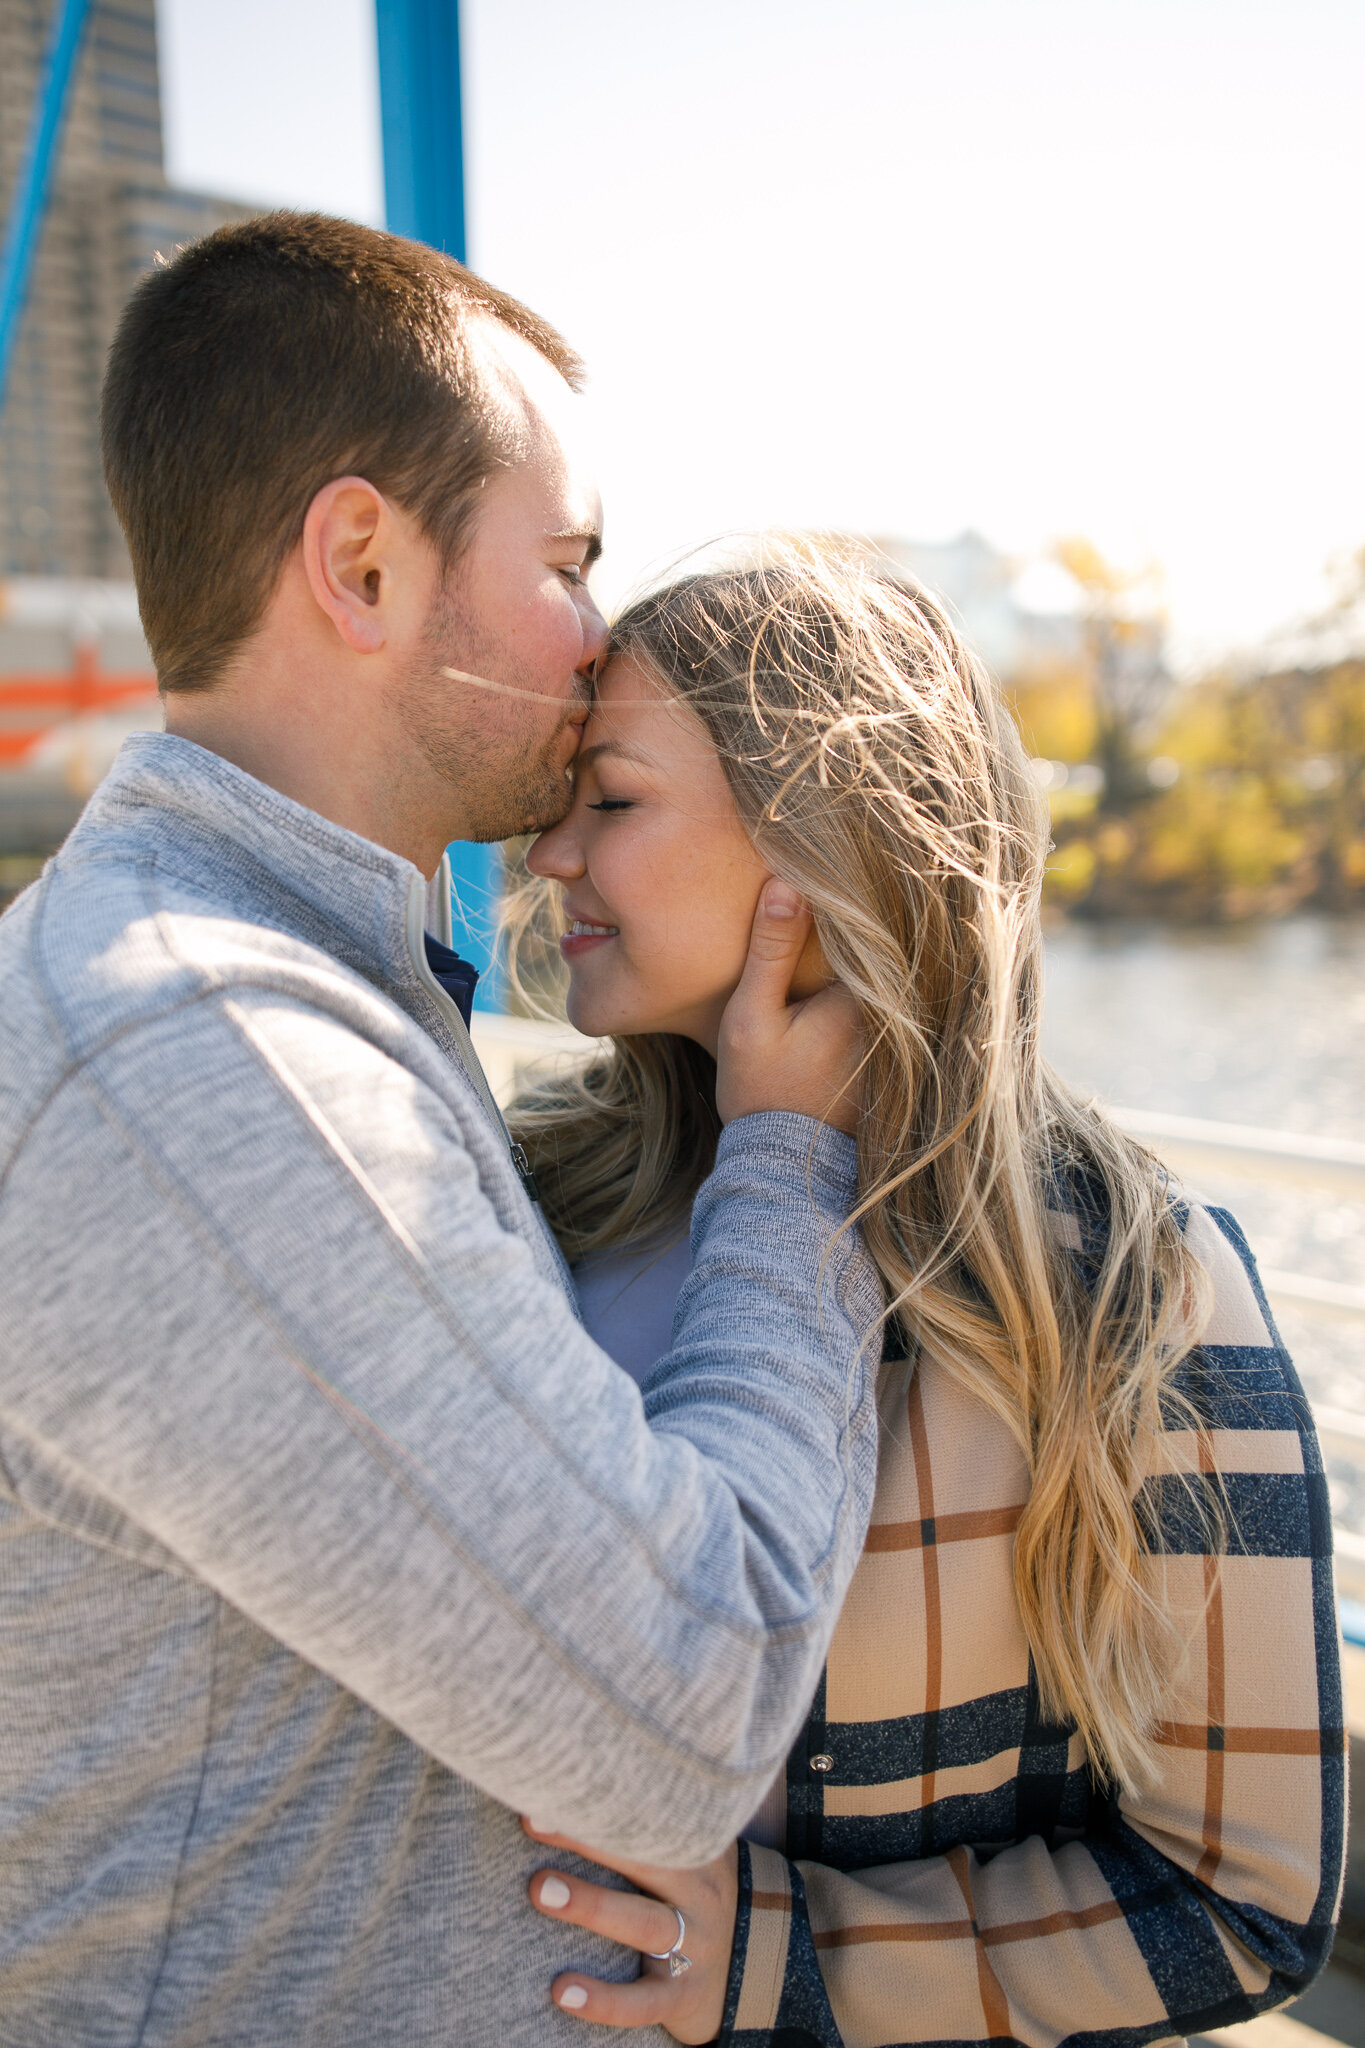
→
(375, 0, 503, 1007)
(0, 0, 92, 409)
(375, 0, 467, 259)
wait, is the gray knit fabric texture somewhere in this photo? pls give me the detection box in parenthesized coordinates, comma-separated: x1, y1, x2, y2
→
(0, 734, 881, 2047)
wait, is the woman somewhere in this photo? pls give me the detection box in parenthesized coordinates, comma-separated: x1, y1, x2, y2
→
(507, 536, 1344, 2045)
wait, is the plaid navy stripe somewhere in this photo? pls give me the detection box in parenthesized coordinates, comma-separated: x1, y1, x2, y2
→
(720, 1203, 1346, 2048)
(768, 1862, 842, 2048)
(1139, 1468, 1334, 1557)
(1014, 1669, 1082, 1847)
(817, 1689, 1032, 1786)
(726, 1845, 842, 2048)
(785, 1670, 830, 1865)
(1086, 1822, 1263, 2026)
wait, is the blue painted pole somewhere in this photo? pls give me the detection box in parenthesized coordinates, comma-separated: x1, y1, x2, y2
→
(375, 0, 502, 1007)
(375, 0, 466, 260)
(0, 0, 92, 408)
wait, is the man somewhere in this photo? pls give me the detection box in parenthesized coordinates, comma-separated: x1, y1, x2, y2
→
(0, 215, 880, 2044)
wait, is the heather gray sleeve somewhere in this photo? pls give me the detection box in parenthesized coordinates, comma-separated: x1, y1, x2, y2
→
(1, 988, 880, 1864)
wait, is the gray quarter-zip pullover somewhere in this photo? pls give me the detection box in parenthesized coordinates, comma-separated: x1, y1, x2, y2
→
(0, 734, 880, 2048)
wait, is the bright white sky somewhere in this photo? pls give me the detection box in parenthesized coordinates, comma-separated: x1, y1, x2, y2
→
(157, 0, 1364, 668)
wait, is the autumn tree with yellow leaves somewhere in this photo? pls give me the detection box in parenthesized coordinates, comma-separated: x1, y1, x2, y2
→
(1003, 543, 1365, 920)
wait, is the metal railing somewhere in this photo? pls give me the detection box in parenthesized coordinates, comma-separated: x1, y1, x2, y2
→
(1109, 1106, 1365, 1208)
(1318, 1408, 1365, 1612)
(1109, 1107, 1365, 1326)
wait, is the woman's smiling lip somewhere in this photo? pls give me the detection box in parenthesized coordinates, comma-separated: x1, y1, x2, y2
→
(560, 915, 619, 960)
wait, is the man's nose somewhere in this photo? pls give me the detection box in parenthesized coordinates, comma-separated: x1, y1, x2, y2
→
(578, 589, 609, 671)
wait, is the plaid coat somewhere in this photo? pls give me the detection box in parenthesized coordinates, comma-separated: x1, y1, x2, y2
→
(718, 1202, 1347, 2047)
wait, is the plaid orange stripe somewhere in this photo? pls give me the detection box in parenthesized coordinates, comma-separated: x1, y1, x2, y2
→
(863, 1503, 1023, 1552)
(1156, 1722, 1327, 1756)
(948, 1845, 1012, 2039)
(1196, 1426, 1227, 1886)
(906, 1375, 943, 1827)
(813, 1898, 1128, 1951)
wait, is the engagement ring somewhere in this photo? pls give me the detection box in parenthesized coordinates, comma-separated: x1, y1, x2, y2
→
(644, 1905, 692, 1977)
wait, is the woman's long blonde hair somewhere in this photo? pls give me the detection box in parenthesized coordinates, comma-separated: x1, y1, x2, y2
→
(506, 533, 1210, 1795)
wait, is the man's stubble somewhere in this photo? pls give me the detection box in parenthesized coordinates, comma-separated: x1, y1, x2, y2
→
(394, 583, 582, 844)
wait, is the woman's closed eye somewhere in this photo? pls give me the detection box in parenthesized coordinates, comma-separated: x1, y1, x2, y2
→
(586, 798, 635, 813)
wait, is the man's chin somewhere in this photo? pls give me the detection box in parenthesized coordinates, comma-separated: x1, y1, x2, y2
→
(462, 771, 574, 844)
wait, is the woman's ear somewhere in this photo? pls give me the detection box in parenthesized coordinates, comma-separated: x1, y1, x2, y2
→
(789, 922, 833, 1001)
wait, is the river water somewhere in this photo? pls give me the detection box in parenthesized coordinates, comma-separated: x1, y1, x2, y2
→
(1041, 915, 1365, 1535)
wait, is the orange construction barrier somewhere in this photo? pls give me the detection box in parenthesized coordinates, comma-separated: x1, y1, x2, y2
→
(0, 643, 157, 765)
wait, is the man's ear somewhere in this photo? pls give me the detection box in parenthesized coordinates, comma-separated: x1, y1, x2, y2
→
(300, 476, 393, 655)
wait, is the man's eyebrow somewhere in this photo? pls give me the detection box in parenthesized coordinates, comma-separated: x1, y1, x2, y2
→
(548, 524, 603, 567)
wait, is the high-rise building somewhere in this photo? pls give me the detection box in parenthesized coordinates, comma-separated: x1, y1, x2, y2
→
(0, 0, 256, 577)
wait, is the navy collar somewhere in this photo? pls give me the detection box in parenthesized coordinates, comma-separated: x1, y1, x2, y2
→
(422, 932, 480, 1029)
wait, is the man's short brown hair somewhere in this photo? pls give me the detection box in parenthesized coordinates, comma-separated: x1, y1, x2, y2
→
(101, 212, 582, 692)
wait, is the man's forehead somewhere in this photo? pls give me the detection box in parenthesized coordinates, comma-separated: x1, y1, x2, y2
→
(471, 318, 597, 487)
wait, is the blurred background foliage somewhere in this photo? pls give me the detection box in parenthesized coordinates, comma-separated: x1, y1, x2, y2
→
(1007, 544, 1365, 920)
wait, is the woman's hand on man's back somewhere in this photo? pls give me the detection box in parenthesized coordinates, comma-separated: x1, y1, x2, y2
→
(524, 1819, 738, 2041)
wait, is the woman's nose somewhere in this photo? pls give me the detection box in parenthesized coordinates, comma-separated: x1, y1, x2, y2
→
(526, 821, 585, 882)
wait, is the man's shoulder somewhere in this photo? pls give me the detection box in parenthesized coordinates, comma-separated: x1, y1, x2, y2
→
(0, 841, 420, 1124)
(8, 841, 341, 1002)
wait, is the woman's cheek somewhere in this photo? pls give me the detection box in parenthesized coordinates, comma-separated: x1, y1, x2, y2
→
(714, 873, 767, 984)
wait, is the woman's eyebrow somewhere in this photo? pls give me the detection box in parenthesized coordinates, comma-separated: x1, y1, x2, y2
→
(574, 738, 657, 772)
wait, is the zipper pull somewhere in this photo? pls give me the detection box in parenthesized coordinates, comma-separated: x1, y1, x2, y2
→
(509, 1143, 541, 1204)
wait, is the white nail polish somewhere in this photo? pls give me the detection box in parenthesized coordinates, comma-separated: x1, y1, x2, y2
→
(540, 1876, 571, 1909)
(559, 1985, 588, 2010)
